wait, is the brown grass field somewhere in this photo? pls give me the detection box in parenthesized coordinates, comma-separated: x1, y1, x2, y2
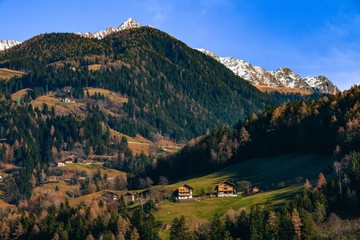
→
(30, 95, 86, 116)
(84, 87, 128, 104)
(110, 129, 182, 155)
(110, 129, 150, 155)
(31, 95, 61, 108)
(255, 85, 312, 95)
(88, 64, 102, 71)
(68, 189, 148, 207)
(60, 164, 126, 179)
(11, 88, 32, 100)
(0, 68, 24, 80)
(31, 181, 80, 207)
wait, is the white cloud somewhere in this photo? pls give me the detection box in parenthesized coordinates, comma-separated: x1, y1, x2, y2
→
(143, 0, 174, 23)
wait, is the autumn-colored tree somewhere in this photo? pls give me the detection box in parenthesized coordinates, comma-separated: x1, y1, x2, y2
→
(85, 234, 95, 240)
(51, 232, 60, 240)
(316, 173, 327, 190)
(266, 211, 279, 239)
(304, 179, 312, 190)
(239, 127, 250, 146)
(50, 125, 55, 136)
(130, 228, 140, 240)
(291, 208, 302, 240)
(0, 222, 10, 240)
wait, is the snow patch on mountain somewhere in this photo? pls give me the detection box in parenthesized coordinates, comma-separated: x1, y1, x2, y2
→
(196, 48, 340, 94)
(271, 67, 312, 91)
(304, 76, 340, 94)
(0, 40, 21, 51)
(77, 18, 142, 39)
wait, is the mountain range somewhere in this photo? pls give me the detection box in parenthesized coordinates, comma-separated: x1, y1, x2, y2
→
(196, 48, 340, 95)
(0, 18, 340, 95)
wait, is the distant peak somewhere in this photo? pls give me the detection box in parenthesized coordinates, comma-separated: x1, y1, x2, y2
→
(77, 18, 142, 40)
(118, 17, 142, 31)
(0, 40, 21, 51)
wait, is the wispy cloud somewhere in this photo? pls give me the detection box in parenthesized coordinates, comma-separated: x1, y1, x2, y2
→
(144, 0, 174, 23)
(199, 0, 232, 14)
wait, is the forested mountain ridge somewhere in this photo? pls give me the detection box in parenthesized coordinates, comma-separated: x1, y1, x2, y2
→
(154, 85, 360, 180)
(0, 27, 284, 141)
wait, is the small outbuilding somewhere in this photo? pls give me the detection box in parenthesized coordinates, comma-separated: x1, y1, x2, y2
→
(250, 186, 260, 194)
(55, 162, 66, 167)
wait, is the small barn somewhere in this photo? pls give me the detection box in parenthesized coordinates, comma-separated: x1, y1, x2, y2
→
(215, 181, 236, 197)
(250, 186, 260, 194)
(55, 162, 66, 167)
(124, 192, 136, 204)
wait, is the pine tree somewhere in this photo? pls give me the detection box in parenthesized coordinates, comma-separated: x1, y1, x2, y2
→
(170, 215, 190, 240)
(210, 214, 226, 240)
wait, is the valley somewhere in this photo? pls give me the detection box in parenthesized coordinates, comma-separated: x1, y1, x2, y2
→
(0, 17, 359, 240)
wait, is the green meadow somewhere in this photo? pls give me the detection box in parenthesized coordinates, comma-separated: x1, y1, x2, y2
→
(154, 154, 334, 238)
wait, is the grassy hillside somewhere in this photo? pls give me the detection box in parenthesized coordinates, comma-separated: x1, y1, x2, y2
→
(155, 185, 302, 229)
(161, 154, 333, 195)
(154, 154, 333, 238)
(0, 68, 24, 80)
(84, 87, 128, 104)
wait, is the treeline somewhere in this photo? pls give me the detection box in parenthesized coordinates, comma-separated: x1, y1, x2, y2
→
(152, 85, 360, 180)
(0, 196, 160, 240)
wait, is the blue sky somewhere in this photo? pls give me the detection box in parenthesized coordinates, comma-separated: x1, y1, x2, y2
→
(0, 0, 359, 90)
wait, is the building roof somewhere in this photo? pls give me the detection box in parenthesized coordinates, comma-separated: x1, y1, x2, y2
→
(216, 181, 235, 186)
(177, 184, 193, 190)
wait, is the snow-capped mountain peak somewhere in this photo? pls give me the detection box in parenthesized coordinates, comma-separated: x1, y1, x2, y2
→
(118, 18, 141, 31)
(303, 76, 340, 94)
(0, 40, 21, 51)
(77, 18, 142, 40)
(271, 67, 312, 91)
(197, 48, 340, 94)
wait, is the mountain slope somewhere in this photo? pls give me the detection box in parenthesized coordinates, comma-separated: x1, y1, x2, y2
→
(197, 49, 340, 94)
(0, 40, 21, 51)
(0, 27, 273, 141)
(154, 85, 360, 180)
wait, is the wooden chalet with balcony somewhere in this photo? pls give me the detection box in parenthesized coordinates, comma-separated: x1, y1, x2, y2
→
(174, 184, 193, 200)
(215, 181, 236, 197)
